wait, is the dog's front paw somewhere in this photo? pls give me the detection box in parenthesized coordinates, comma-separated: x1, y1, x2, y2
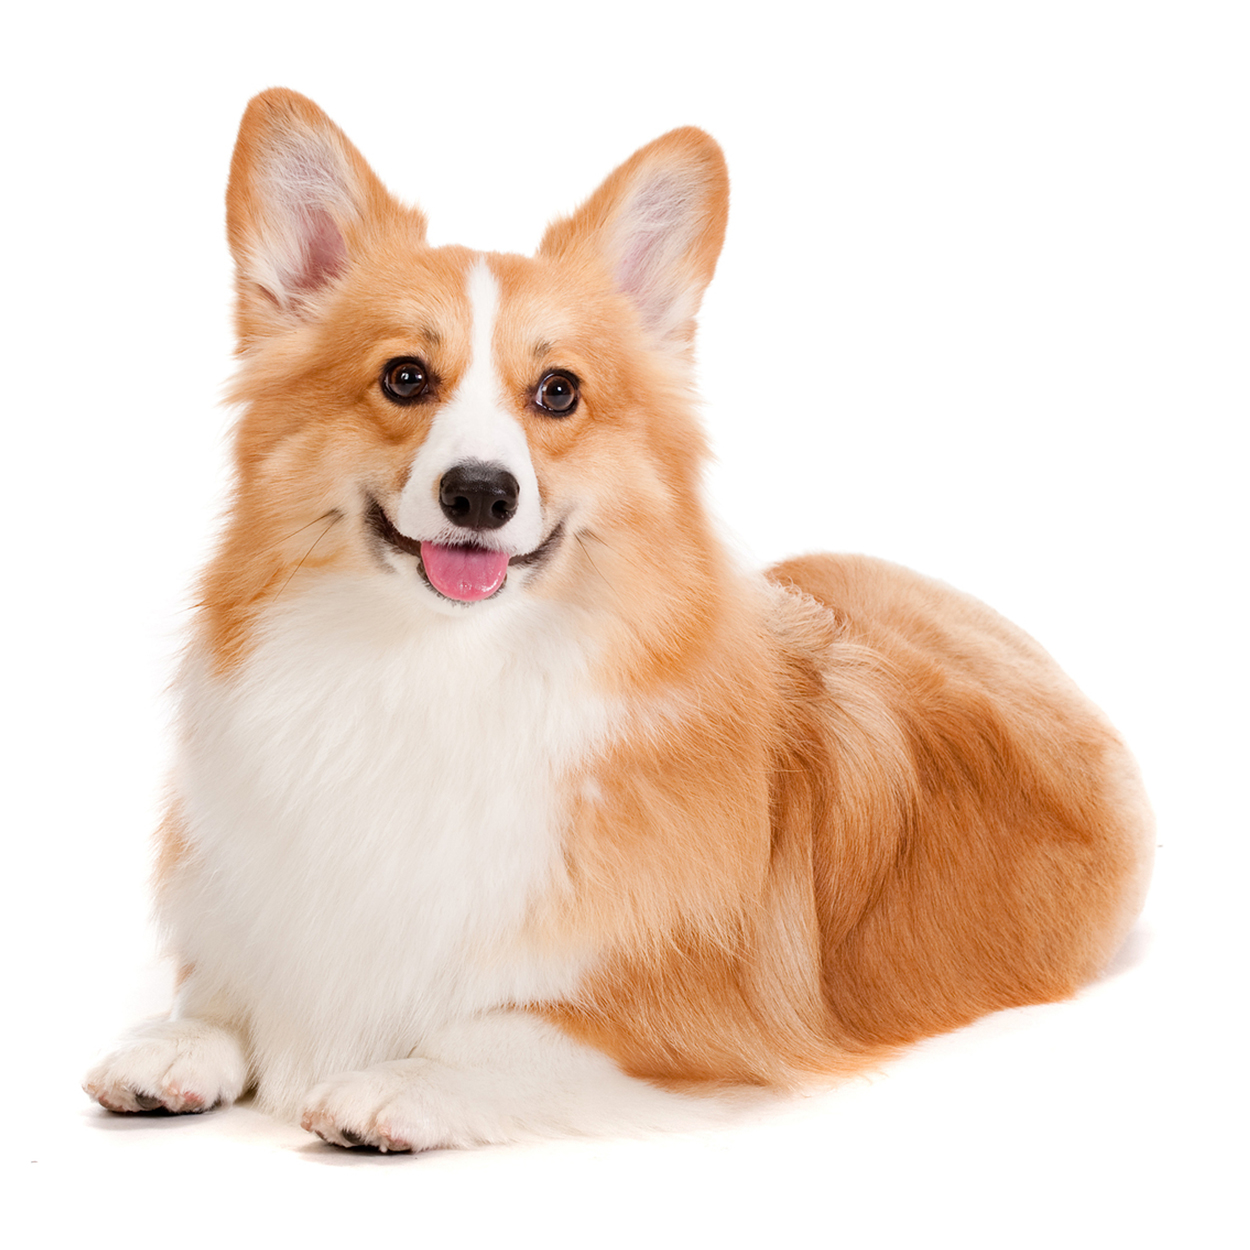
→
(300, 1062, 424, 1152)
(84, 1018, 248, 1115)
(300, 1059, 513, 1152)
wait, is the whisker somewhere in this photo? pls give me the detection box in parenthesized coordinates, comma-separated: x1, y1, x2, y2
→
(274, 509, 342, 551)
(575, 532, 607, 583)
(576, 527, 657, 578)
(274, 512, 342, 600)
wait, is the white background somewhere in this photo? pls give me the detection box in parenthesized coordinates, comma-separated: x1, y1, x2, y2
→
(4, 2, 1246, 1245)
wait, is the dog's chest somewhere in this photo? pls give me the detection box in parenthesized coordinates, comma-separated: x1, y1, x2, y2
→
(170, 579, 607, 1034)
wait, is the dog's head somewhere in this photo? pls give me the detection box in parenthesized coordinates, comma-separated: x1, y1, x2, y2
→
(210, 90, 728, 664)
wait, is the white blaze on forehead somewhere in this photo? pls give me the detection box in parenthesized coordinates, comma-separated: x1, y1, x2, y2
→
(394, 258, 543, 551)
(461, 258, 502, 411)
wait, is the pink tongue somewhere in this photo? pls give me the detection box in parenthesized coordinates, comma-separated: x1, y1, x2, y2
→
(420, 542, 510, 602)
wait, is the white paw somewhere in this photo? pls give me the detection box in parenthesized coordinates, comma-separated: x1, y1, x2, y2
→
(84, 1018, 249, 1115)
(299, 1059, 511, 1152)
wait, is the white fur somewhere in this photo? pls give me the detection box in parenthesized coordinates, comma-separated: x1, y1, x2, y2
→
(158, 570, 611, 1120)
(299, 1010, 737, 1150)
(84, 1017, 248, 1114)
(393, 259, 544, 556)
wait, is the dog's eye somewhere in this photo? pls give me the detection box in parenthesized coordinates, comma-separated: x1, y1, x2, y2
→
(381, 358, 430, 403)
(535, 371, 579, 416)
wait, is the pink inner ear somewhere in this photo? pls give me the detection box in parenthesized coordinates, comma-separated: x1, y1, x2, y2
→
(258, 137, 355, 305)
(289, 204, 347, 295)
(616, 229, 659, 311)
(613, 175, 692, 333)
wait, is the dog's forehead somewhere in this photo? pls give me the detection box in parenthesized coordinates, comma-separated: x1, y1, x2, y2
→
(342, 244, 474, 338)
(342, 245, 585, 354)
(488, 252, 627, 372)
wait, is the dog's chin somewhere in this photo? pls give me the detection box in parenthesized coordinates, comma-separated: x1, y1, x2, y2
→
(365, 499, 565, 608)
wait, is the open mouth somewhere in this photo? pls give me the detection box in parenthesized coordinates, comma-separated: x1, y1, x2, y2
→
(366, 499, 564, 603)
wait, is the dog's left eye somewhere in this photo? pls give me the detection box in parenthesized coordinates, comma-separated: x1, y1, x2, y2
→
(535, 371, 580, 416)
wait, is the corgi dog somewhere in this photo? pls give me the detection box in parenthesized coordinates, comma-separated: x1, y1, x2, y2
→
(85, 88, 1153, 1151)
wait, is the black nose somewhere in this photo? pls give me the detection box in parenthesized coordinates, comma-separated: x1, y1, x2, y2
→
(438, 461, 519, 530)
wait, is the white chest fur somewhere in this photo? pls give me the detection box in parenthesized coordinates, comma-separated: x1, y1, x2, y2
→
(165, 575, 607, 1113)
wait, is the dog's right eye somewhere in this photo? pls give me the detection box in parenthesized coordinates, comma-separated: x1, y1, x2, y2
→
(381, 358, 430, 403)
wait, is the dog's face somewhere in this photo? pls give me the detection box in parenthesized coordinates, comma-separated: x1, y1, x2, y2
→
(214, 91, 728, 646)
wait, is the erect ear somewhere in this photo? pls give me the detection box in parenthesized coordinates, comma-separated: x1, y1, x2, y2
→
(538, 128, 729, 352)
(225, 88, 423, 342)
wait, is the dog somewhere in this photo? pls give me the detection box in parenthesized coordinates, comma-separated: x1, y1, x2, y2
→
(84, 88, 1153, 1151)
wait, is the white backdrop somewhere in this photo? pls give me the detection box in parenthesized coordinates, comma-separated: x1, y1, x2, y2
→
(5, 2, 1245, 1245)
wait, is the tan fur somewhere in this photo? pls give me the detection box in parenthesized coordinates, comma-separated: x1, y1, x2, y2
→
(173, 89, 1151, 1098)
(543, 560, 1150, 1085)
